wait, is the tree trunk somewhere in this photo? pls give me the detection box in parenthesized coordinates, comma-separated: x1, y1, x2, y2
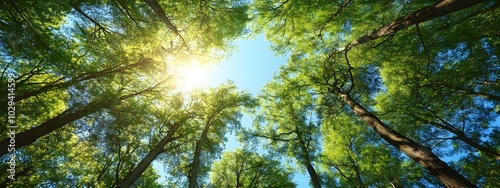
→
(187, 120, 212, 188)
(0, 91, 145, 157)
(143, 0, 180, 36)
(303, 157, 322, 188)
(235, 157, 245, 188)
(143, 0, 189, 50)
(340, 0, 487, 52)
(332, 87, 477, 188)
(187, 138, 205, 188)
(297, 134, 322, 188)
(348, 156, 366, 188)
(118, 124, 179, 187)
(0, 100, 111, 156)
(187, 105, 229, 188)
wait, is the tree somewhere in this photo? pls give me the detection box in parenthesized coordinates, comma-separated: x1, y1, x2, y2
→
(320, 114, 431, 187)
(0, 0, 251, 187)
(122, 83, 253, 188)
(246, 76, 323, 188)
(184, 83, 254, 188)
(209, 148, 296, 188)
(339, 0, 489, 52)
(1, 83, 166, 187)
(2, 0, 498, 186)
(118, 93, 193, 187)
(0, 0, 251, 154)
(251, 0, 498, 187)
(0, 79, 165, 156)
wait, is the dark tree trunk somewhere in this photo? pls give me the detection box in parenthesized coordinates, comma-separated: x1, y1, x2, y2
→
(0, 90, 148, 157)
(13, 60, 147, 103)
(187, 106, 228, 188)
(297, 134, 322, 188)
(187, 123, 211, 188)
(303, 157, 322, 188)
(143, 0, 189, 50)
(332, 86, 477, 188)
(0, 100, 111, 156)
(119, 124, 179, 187)
(455, 131, 500, 160)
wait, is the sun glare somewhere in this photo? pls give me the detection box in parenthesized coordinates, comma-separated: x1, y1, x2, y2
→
(176, 60, 209, 92)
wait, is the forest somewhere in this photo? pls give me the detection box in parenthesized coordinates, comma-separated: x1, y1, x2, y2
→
(0, 0, 499, 187)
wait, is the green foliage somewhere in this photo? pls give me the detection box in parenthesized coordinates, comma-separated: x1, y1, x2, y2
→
(160, 83, 255, 187)
(210, 148, 296, 188)
(249, 0, 499, 187)
(0, 0, 250, 187)
(1, 0, 498, 187)
(321, 114, 430, 187)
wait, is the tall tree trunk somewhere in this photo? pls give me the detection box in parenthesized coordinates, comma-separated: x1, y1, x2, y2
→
(235, 157, 246, 188)
(187, 105, 227, 188)
(0, 90, 149, 157)
(332, 86, 477, 188)
(119, 124, 179, 187)
(340, 0, 487, 52)
(303, 156, 322, 188)
(187, 122, 211, 188)
(0, 100, 110, 157)
(297, 134, 322, 188)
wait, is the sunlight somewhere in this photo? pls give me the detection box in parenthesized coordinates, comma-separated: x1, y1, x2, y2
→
(175, 60, 209, 92)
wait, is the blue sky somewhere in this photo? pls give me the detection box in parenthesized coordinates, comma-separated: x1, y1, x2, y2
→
(205, 35, 282, 93)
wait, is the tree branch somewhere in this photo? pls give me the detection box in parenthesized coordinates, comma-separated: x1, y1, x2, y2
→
(338, 0, 487, 52)
(143, 0, 190, 52)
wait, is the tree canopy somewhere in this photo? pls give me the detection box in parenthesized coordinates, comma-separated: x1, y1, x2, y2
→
(1, 0, 498, 187)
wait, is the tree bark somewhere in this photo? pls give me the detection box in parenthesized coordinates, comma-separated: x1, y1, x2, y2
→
(297, 134, 322, 188)
(187, 104, 229, 188)
(0, 90, 149, 157)
(143, 0, 179, 35)
(0, 100, 110, 157)
(332, 86, 477, 188)
(118, 124, 179, 187)
(187, 121, 211, 188)
(340, 0, 487, 52)
(303, 156, 322, 188)
(456, 131, 500, 160)
(143, 0, 189, 50)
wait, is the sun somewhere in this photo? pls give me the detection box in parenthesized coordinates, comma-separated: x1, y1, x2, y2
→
(175, 60, 209, 92)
